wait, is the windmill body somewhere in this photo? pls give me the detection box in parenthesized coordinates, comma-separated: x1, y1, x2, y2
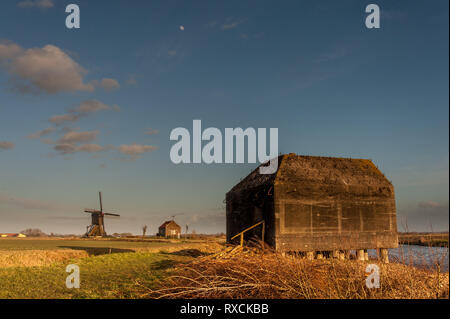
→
(84, 192, 120, 237)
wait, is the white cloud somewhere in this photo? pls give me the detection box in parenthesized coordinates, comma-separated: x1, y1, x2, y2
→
(7, 44, 93, 93)
(70, 100, 110, 114)
(92, 78, 120, 91)
(59, 130, 99, 144)
(76, 143, 105, 153)
(53, 143, 77, 155)
(51, 130, 117, 156)
(0, 141, 15, 150)
(17, 0, 54, 9)
(28, 99, 128, 157)
(28, 127, 55, 139)
(144, 128, 159, 135)
(46, 100, 118, 127)
(40, 138, 55, 145)
(53, 142, 112, 156)
(418, 201, 446, 209)
(49, 113, 80, 125)
(51, 138, 156, 159)
(221, 18, 246, 30)
(0, 42, 22, 60)
(118, 143, 157, 160)
(0, 41, 119, 94)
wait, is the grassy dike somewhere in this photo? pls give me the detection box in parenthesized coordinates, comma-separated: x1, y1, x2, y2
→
(0, 251, 193, 299)
(0, 238, 223, 299)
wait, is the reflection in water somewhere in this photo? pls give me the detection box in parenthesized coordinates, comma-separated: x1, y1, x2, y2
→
(368, 245, 449, 271)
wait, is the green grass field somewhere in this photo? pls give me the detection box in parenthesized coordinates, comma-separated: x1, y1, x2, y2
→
(0, 238, 223, 298)
(0, 251, 193, 298)
(0, 238, 190, 251)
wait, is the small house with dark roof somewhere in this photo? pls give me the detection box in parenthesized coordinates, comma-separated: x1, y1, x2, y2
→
(226, 154, 398, 261)
(158, 220, 181, 238)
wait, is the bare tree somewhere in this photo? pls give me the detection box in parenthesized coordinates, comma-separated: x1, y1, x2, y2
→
(20, 228, 47, 237)
(142, 225, 148, 238)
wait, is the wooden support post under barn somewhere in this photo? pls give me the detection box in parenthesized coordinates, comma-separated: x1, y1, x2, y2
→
(380, 248, 389, 263)
(357, 249, 365, 261)
(226, 154, 398, 257)
(344, 250, 351, 260)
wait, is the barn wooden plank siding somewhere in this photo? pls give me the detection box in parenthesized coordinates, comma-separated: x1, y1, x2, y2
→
(226, 154, 398, 256)
(158, 220, 181, 238)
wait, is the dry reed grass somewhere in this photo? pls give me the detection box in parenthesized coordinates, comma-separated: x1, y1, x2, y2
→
(0, 249, 89, 268)
(138, 246, 449, 299)
(134, 242, 223, 254)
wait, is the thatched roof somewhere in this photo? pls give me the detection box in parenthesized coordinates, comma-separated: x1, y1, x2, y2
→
(227, 154, 392, 196)
(226, 156, 283, 195)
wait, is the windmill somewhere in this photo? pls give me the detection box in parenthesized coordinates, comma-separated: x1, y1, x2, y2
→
(83, 192, 120, 237)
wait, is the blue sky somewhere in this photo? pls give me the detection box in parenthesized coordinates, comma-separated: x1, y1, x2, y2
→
(0, 0, 448, 234)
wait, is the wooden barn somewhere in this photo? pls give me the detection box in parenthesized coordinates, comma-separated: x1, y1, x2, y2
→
(226, 154, 398, 262)
(158, 220, 181, 238)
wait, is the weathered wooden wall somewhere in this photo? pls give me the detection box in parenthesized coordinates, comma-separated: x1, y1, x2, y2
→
(273, 155, 397, 251)
(226, 154, 398, 252)
(159, 221, 181, 237)
(226, 185, 275, 246)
